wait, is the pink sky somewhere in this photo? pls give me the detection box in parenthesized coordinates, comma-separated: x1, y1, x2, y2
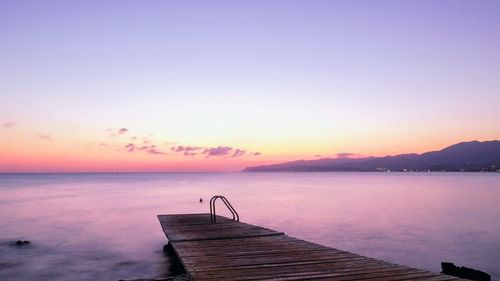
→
(1, 1, 499, 172)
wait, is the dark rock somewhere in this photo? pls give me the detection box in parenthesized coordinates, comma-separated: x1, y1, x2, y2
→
(163, 244, 172, 254)
(441, 262, 490, 281)
(162, 243, 186, 275)
(15, 240, 30, 247)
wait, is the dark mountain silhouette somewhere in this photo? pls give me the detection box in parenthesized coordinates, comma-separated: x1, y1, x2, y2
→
(243, 140, 500, 172)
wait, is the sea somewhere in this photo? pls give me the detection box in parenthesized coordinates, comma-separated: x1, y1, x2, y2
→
(0, 172, 499, 280)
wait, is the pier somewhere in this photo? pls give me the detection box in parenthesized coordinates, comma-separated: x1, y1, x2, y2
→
(158, 213, 463, 280)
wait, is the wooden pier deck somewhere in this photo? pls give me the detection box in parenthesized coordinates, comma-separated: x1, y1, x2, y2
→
(158, 214, 463, 281)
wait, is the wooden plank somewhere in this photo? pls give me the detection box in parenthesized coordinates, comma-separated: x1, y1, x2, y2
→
(180, 252, 368, 268)
(191, 266, 418, 281)
(158, 214, 465, 281)
(187, 260, 401, 277)
(190, 264, 422, 281)
(158, 214, 283, 242)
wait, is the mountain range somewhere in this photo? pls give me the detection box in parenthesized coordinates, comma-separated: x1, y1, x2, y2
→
(243, 140, 500, 172)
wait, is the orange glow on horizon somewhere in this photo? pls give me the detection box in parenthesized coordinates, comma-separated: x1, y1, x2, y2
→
(1, 125, 498, 173)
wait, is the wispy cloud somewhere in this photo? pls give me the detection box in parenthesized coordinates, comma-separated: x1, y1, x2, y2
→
(2, 121, 16, 128)
(36, 133, 53, 141)
(124, 143, 166, 155)
(204, 146, 233, 157)
(106, 127, 129, 137)
(118, 128, 128, 135)
(171, 145, 261, 158)
(231, 149, 246, 157)
(336, 152, 354, 158)
(145, 146, 165, 155)
(171, 146, 204, 156)
(125, 143, 136, 152)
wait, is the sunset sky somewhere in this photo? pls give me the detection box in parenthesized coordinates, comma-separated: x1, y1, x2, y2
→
(1, 0, 499, 172)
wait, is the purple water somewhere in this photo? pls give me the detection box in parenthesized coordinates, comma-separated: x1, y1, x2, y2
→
(1, 172, 499, 280)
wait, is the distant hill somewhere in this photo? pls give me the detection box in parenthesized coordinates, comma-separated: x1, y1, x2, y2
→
(243, 140, 500, 172)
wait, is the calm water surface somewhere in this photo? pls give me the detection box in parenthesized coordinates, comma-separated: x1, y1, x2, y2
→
(0, 173, 499, 280)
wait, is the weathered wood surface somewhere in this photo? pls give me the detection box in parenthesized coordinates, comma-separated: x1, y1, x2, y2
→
(158, 214, 463, 281)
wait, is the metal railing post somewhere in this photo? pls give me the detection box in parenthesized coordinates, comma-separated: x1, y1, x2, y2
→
(209, 195, 239, 223)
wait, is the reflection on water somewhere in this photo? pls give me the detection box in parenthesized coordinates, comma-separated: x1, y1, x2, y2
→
(0, 172, 499, 280)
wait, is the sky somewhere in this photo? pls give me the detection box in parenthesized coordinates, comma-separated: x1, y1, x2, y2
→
(1, 0, 499, 172)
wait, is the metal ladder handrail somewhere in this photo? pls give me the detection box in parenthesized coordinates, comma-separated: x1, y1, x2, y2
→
(210, 196, 239, 222)
(210, 196, 234, 222)
(210, 195, 239, 223)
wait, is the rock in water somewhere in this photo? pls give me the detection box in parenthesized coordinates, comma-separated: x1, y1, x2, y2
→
(15, 240, 30, 247)
(441, 262, 490, 281)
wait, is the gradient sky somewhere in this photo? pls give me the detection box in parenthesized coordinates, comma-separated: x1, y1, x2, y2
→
(1, 0, 499, 172)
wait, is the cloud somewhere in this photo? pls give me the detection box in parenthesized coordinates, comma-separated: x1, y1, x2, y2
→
(171, 145, 258, 158)
(336, 152, 354, 158)
(124, 143, 136, 152)
(2, 121, 15, 128)
(231, 149, 246, 157)
(171, 146, 202, 152)
(124, 143, 166, 155)
(204, 146, 233, 157)
(106, 127, 129, 137)
(145, 146, 165, 155)
(37, 133, 53, 141)
(170, 146, 203, 156)
(117, 128, 128, 135)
